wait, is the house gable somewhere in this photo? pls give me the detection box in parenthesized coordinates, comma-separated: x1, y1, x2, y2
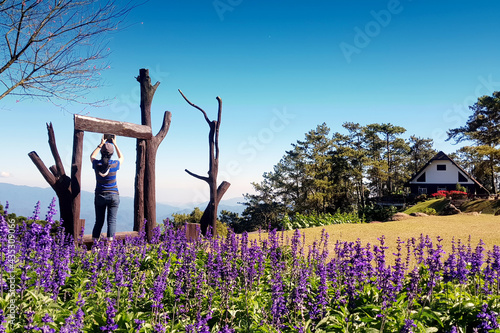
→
(410, 159, 474, 185)
(408, 151, 489, 195)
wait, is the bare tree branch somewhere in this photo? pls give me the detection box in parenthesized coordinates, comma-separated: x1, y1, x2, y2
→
(155, 111, 172, 141)
(47, 122, 66, 178)
(0, 0, 142, 106)
(215, 96, 222, 160)
(178, 89, 211, 124)
(185, 168, 209, 182)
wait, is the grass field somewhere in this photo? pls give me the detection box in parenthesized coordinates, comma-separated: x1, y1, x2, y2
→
(249, 214, 500, 263)
(403, 198, 448, 214)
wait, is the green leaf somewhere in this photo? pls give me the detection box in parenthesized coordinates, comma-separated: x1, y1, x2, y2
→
(363, 328, 380, 333)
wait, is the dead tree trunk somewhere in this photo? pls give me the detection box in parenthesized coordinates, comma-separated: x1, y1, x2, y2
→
(134, 68, 171, 241)
(200, 181, 231, 234)
(134, 140, 146, 233)
(28, 123, 77, 238)
(70, 129, 84, 238)
(179, 89, 230, 236)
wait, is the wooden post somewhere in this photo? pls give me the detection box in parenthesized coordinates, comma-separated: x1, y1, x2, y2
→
(134, 139, 146, 233)
(70, 128, 84, 240)
(179, 90, 230, 236)
(135, 69, 171, 242)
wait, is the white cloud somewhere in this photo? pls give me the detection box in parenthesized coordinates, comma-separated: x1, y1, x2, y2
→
(0, 171, 12, 178)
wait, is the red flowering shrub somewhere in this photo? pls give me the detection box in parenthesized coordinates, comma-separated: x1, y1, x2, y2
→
(431, 190, 447, 199)
(430, 190, 467, 199)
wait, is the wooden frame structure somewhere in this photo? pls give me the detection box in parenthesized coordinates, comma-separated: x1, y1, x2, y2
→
(29, 69, 170, 242)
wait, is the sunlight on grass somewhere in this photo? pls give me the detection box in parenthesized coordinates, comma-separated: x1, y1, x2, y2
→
(249, 214, 500, 263)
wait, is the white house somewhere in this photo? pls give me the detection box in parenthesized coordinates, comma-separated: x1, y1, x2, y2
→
(408, 151, 489, 196)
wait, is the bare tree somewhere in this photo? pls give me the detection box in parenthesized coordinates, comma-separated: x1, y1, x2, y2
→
(0, 0, 136, 105)
(179, 89, 230, 236)
(134, 69, 171, 241)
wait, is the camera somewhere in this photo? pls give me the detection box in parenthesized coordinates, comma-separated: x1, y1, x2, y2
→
(104, 134, 115, 142)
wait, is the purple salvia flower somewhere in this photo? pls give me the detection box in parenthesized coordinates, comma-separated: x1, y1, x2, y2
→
(425, 236, 445, 294)
(471, 240, 485, 277)
(45, 197, 57, 224)
(476, 303, 499, 331)
(483, 246, 500, 295)
(309, 261, 328, 320)
(400, 318, 417, 333)
(134, 319, 145, 333)
(100, 297, 119, 332)
(0, 309, 6, 333)
(60, 308, 85, 333)
(29, 201, 41, 221)
(23, 310, 36, 330)
(36, 313, 56, 333)
(219, 325, 236, 333)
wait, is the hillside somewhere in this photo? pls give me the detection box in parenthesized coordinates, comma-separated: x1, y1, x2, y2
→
(403, 198, 449, 215)
(460, 199, 500, 214)
(404, 198, 500, 215)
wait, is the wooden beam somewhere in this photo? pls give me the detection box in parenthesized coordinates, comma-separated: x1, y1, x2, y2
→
(74, 115, 153, 139)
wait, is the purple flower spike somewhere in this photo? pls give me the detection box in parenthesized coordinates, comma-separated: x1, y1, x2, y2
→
(30, 201, 41, 221)
(100, 297, 119, 332)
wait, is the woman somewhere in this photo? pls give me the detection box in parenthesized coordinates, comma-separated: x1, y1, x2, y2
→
(90, 135, 124, 244)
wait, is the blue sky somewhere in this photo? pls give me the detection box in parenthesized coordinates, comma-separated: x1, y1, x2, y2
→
(1, 0, 500, 206)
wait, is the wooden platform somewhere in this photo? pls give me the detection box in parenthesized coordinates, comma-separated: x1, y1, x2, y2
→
(81, 231, 140, 249)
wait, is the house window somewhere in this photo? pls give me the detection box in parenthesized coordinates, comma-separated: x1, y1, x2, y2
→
(437, 164, 446, 171)
(458, 172, 468, 182)
(418, 187, 427, 194)
(416, 172, 426, 182)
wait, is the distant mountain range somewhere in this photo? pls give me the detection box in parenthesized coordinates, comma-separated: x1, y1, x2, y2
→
(0, 183, 246, 233)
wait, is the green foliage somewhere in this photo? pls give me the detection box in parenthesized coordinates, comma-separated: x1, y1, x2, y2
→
(171, 207, 203, 226)
(282, 211, 364, 230)
(359, 204, 398, 222)
(404, 198, 450, 215)
(170, 207, 229, 237)
(447, 91, 500, 193)
(422, 207, 437, 215)
(5, 222, 500, 332)
(460, 199, 500, 214)
(456, 183, 468, 193)
(243, 122, 437, 227)
(219, 210, 246, 233)
(415, 193, 428, 202)
(215, 219, 229, 238)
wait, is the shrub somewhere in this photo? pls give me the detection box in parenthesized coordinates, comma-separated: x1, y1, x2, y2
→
(449, 190, 468, 200)
(431, 190, 467, 200)
(422, 207, 437, 215)
(168, 207, 229, 237)
(215, 219, 229, 237)
(360, 204, 398, 222)
(415, 193, 428, 202)
(456, 183, 467, 193)
(431, 190, 447, 199)
(282, 211, 363, 230)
